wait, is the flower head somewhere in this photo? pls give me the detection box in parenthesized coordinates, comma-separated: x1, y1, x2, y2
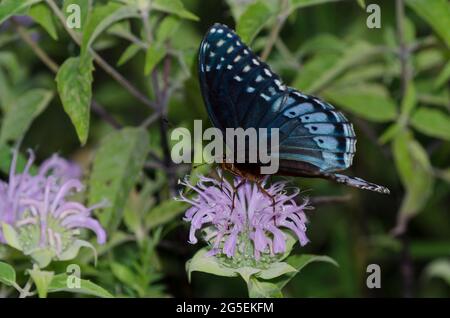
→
(0, 150, 106, 267)
(179, 170, 310, 268)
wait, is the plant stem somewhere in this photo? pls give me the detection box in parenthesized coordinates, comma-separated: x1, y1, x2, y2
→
(395, 0, 414, 298)
(261, 0, 289, 61)
(18, 278, 33, 298)
(14, 23, 59, 73)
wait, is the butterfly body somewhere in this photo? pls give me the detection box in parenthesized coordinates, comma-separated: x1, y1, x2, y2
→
(199, 23, 389, 194)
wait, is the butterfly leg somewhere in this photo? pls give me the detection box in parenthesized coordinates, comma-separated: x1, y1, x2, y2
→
(256, 181, 276, 213)
(231, 179, 246, 212)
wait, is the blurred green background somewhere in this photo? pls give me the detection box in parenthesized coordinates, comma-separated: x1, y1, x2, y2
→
(0, 0, 449, 297)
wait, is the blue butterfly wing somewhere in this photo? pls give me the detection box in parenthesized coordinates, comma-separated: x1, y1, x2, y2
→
(198, 24, 389, 194)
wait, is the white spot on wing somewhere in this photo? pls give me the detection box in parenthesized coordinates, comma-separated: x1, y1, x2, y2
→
(247, 87, 255, 93)
(234, 75, 242, 82)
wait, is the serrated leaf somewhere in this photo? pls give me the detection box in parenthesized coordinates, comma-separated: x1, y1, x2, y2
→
(0, 261, 16, 287)
(145, 200, 188, 230)
(236, 1, 272, 44)
(28, 267, 54, 298)
(406, 0, 450, 48)
(153, 0, 199, 21)
(81, 3, 139, 58)
(323, 83, 397, 122)
(117, 43, 141, 66)
(89, 127, 149, 232)
(0, 0, 42, 24)
(29, 3, 58, 40)
(186, 248, 237, 282)
(56, 56, 93, 145)
(410, 108, 450, 141)
(144, 45, 166, 75)
(48, 273, 113, 298)
(0, 88, 53, 143)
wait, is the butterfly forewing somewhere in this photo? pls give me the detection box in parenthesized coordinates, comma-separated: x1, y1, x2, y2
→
(198, 23, 389, 194)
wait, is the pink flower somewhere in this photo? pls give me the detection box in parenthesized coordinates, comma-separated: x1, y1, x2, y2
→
(179, 170, 310, 261)
(0, 150, 106, 256)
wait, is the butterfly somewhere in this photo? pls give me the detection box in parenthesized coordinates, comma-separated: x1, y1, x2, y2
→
(198, 23, 389, 195)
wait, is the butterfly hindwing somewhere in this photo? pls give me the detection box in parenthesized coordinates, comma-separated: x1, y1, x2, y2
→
(198, 23, 389, 194)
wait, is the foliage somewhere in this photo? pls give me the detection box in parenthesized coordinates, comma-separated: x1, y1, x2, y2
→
(0, 0, 449, 298)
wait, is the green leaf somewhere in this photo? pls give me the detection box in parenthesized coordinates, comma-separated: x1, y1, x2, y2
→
(156, 15, 181, 43)
(89, 127, 149, 232)
(406, 0, 450, 47)
(293, 42, 380, 94)
(145, 200, 188, 230)
(257, 262, 297, 280)
(275, 254, 338, 289)
(56, 56, 93, 145)
(410, 108, 450, 141)
(58, 239, 97, 264)
(399, 81, 416, 125)
(434, 60, 450, 89)
(81, 3, 139, 57)
(144, 45, 166, 75)
(110, 262, 140, 291)
(288, 0, 341, 13)
(186, 248, 237, 282)
(63, 0, 91, 32)
(29, 3, 58, 40)
(379, 122, 402, 144)
(323, 83, 397, 122)
(0, 0, 42, 24)
(236, 1, 272, 44)
(424, 259, 450, 286)
(117, 43, 141, 66)
(152, 0, 199, 21)
(0, 89, 53, 143)
(28, 267, 54, 298)
(1, 223, 21, 251)
(247, 277, 283, 298)
(235, 267, 261, 284)
(29, 248, 54, 268)
(392, 131, 433, 223)
(356, 0, 366, 9)
(48, 273, 113, 298)
(0, 261, 16, 287)
(292, 53, 340, 91)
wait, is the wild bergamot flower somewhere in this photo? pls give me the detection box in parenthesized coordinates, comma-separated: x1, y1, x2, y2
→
(0, 150, 106, 268)
(179, 170, 310, 269)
